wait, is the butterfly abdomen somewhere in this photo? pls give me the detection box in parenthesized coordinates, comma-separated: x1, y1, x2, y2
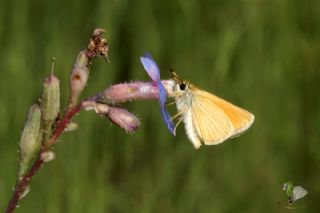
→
(183, 110, 201, 148)
(175, 92, 201, 148)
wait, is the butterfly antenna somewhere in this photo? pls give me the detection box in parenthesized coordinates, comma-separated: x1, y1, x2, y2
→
(170, 69, 182, 84)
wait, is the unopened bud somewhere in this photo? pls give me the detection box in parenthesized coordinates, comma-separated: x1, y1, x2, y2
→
(92, 28, 105, 37)
(40, 75, 60, 146)
(106, 107, 140, 133)
(82, 100, 140, 133)
(19, 105, 42, 178)
(41, 75, 60, 121)
(64, 122, 78, 132)
(98, 82, 158, 104)
(68, 51, 90, 107)
(96, 80, 175, 104)
(41, 151, 55, 162)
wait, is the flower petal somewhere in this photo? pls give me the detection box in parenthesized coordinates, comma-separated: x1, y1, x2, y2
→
(140, 53, 160, 82)
(140, 53, 175, 135)
(157, 80, 175, 135)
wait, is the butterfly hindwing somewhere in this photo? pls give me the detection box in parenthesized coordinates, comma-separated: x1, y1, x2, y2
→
(191, 90, 234, 145)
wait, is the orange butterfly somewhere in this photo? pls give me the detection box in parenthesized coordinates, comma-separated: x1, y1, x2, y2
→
(170, 71, 254, 149)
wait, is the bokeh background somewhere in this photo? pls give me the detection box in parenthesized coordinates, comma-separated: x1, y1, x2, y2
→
(0, 0, 319, 212)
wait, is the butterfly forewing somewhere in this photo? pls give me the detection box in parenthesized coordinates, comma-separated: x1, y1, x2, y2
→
(195, 89, 254, 137)
(292, 186, 308, 201)
(191, 91, 234, 145)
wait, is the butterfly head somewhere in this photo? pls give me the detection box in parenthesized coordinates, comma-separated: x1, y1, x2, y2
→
(170, 70, 190, 97)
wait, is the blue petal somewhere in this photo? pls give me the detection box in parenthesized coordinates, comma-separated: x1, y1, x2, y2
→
(157, 80, 175, 135)
(140, 52, 175, 135)
(140, 53, 160, 82)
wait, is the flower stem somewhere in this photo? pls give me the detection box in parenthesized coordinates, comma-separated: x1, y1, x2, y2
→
(5, 155, 43, 213)
(46, 104, 82, 148)
(5, 105, 82, 213)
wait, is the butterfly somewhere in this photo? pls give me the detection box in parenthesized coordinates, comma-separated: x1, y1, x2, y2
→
(170, 71, 254, 149)
(283, 182, 308, 204)
(279, 182, 309, 209)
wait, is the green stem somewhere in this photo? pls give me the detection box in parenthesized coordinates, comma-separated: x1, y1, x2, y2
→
(5, 105, 82, 213)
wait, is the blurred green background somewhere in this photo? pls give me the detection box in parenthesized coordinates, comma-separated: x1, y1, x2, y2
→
(0, 0, 319, 212)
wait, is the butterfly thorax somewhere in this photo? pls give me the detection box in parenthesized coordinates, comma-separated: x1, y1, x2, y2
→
(173, 80, 195, 110)
(175, 91, 192, 111)
(283, 182, 294, 198)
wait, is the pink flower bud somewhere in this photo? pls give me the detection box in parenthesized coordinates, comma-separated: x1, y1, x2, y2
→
(106, 107, 140, 133)
(81, 101, 140, 133)
(96, 80, 174, 104)
(100, 82, 157, 103)
(69, 51, 90, 107)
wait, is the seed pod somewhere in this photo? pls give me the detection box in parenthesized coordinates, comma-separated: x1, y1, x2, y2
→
(40, 75, 60, 145)
(19, 104, 42, 178)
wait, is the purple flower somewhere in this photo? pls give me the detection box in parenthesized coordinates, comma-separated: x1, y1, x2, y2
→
(140, 53, 175, 135)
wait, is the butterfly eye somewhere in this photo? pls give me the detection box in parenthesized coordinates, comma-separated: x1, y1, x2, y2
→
(179, 83, 187, 91)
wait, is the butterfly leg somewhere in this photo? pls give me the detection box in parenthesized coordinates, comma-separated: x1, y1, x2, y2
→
(171, 108, 189, 134)
(166, 101, 176, 106)
(173, 117, 183, 135)
(170, 110, 183, 121)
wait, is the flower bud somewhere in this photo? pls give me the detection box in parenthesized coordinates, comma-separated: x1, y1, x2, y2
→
(40, 75, 60, 145)
(95, 80, 175, 104)
(41, 75, 60, 121)
(82, 100, 140, 133)
(64, 122, 78, 132)
(19, 104, 42, 178)
(68, 51, 90, 107)
(41, 151, 55, 162)
(98, 82, 158, 104)
(106, 107, 140, 133)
